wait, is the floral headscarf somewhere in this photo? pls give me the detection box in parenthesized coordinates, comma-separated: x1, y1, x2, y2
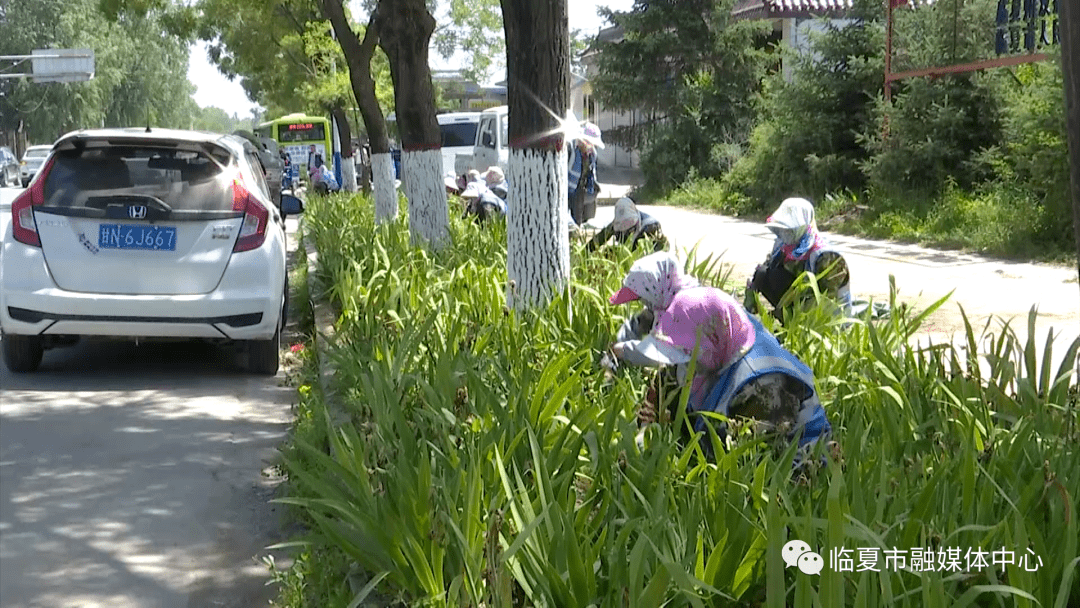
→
(652, 287, 756, 374)
(765, 198, 826, 263)
(609, 252, 699, 311)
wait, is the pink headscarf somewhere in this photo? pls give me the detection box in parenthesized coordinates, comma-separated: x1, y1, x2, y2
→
(609, 252, 700, 311)
(652, 287, 756, 374)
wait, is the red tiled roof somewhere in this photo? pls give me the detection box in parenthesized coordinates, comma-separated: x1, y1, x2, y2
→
(730, 0, 935, 20)
(730, 0, 854, 20)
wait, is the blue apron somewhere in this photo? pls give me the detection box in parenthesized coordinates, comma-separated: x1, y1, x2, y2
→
(690, 315, 830, 449)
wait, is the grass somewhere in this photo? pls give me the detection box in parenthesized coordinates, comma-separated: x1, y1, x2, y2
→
(271, 190, 1079, 608)
(661, 177, 1075, 264)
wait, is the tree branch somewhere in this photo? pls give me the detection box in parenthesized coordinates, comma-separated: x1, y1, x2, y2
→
(322, 0, 377, 66)
(274, 2, 308, 36)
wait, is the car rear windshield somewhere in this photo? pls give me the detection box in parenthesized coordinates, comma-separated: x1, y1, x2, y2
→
(441, 122, 478, 148)
(25, 148, 50, 158)
(44, 145, 235, 211)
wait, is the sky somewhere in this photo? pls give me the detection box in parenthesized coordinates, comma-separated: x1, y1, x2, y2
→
(185, 0, 635, 118)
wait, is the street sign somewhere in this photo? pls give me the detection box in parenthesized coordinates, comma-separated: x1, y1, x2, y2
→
(31, 49, 95, 83)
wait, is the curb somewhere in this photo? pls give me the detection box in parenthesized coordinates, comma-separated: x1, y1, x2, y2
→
(301, 218, 349, 427)
(299, 213, 393, 605)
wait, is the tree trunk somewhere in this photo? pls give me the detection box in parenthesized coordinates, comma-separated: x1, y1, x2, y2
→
(331, 106, 358, 193)
(500, 0, 572, 311)
(376, 0, 450, 248)
(320, 0, 397, 221)
(1061, 0, 1080, 292)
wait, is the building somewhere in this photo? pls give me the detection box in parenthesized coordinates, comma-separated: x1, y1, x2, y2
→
(579, 0, 857, 170)
(431, 70, 506, 111)
(578, 24, 645, 171)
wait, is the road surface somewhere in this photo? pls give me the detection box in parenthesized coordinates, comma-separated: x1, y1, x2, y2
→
(0, 189, 300, 608)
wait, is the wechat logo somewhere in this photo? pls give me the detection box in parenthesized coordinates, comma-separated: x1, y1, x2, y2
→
(783, 539, 824, 575)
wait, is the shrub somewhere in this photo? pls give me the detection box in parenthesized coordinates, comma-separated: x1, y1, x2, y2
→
(977, 57, 1070, 247)
(724, 0, 884, 206)
(862, 73, 1003, 199)
(664, 176, 757, 216)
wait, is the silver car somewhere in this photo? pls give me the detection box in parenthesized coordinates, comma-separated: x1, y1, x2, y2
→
(20, 145, 52, 187)
(0, 146, 19, 187)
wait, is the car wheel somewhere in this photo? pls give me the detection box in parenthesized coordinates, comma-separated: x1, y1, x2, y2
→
(3, 334, 44, 373)
(0, 172, 7, 187)
(245, 326, 280, 375)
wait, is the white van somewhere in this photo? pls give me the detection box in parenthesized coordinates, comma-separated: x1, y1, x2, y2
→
(437, 112, 481, 181)
(386, 111, 482, 182)
(454, 106, 508, 178)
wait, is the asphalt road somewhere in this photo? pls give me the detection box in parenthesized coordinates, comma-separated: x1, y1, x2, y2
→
(0, 189, 300, 608)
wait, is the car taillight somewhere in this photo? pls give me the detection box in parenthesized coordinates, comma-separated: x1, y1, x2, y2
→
(231, 173, 269, 253)
(11, 157, 55, 247)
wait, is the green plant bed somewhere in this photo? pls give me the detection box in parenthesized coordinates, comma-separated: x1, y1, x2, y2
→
(275, 190, 1078, 608)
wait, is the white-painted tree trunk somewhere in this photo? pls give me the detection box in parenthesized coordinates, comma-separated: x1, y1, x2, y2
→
(402, 149, 450, 248)
(506, 147, 571, 311)
(372, 152, 398, 224)
(341, 159, 358, 193)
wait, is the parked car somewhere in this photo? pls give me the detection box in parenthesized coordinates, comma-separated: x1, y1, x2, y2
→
(386, 111, 482, 184)
(453, 106, 508, 179)
(0, 146, 19, 187)
(19, 144, 52, 187)
(437, 111, 481, 181)
(232, 130, 284, 204)
(0, 127, 304, 374)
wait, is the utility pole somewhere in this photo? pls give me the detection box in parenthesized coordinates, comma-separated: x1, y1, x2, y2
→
(1061, 0, 1080, 295)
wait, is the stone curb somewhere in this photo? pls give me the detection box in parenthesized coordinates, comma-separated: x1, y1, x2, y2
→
(300, 218, 349, 426)
(299, 215, 390, 605)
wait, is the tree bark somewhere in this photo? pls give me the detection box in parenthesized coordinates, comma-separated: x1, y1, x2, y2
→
(1060, 0, 1080, 293)
(376, 0, 450, 248)
(320, 0, 397, 220)
(500, 0, 572, 311)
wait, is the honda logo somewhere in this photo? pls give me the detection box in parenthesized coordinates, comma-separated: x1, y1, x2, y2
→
(128, 205, 147, 220)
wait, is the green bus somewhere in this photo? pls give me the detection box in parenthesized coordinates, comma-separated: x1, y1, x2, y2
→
(255, 113, 332, 184)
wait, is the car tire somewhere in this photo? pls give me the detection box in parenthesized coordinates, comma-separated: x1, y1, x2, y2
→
(245, 326, 280, 375)
(3, 334, 44, 373)
(0, 172, 7, 187)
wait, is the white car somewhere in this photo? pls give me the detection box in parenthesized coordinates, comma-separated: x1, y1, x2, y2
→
(387, 111, 481, 183)
(20, 144, 52, 187)
(0, 128, 304, 374)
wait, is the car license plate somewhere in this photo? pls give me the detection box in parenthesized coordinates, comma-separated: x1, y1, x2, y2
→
(98, 224, 177, 251)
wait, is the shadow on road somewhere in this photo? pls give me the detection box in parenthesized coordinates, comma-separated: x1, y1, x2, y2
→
(1, 339, 296, 608)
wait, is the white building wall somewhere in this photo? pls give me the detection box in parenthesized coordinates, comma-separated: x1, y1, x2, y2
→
(593, 106, 641, 170)
(783, 17, 856, 80)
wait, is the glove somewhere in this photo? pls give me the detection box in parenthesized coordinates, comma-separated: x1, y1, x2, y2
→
(599, 349, 620, 374)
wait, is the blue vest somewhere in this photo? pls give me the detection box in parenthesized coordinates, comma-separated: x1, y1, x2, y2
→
(691, 315, 830, 448)
(807, 248, 852, 314)
(568, 148, 596, 198)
